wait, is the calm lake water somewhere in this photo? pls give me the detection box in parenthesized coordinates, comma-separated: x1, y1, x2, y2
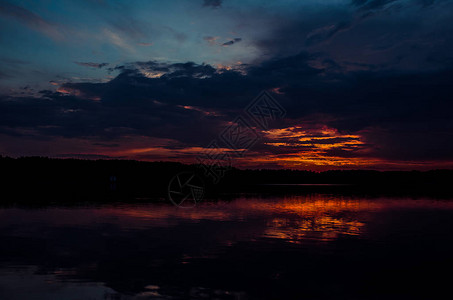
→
(1, 194, 453, 299)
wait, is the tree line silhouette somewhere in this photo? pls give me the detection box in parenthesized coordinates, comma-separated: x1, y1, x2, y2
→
(1, 156, 452, 204)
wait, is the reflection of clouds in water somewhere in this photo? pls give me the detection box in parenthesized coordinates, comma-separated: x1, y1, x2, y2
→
(1, 196, 453, 299)
(92, 197, 412, 221)
(265, 217, 365, 243)
(2, 196, 453, 243)
(89, 196, 453, 245)
(2, 195, 449, 240)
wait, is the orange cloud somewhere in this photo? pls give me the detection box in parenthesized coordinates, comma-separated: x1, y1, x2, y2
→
(242, 125, 378, 170)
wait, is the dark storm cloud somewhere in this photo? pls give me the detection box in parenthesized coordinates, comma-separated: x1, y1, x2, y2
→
(74, 62, 109, 69)
(253, 0, 453, 71)
(2, 49, 453, 162)
(0, 60, 237, 146)
(131, 61, 217, 79)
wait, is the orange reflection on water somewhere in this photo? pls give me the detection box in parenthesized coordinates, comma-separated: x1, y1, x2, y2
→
(265, 216, 365, 243)
(254, 197, 368, 242)
(89, 196, 453, 244)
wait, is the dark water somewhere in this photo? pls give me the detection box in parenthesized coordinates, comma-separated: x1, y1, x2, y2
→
(1, 194, 453, 299)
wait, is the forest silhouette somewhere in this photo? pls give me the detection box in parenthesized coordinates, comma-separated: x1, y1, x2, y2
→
(1, 156, 452, 205)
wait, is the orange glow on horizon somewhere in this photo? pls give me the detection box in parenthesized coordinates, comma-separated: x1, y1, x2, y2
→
(61, 124, 453, 171)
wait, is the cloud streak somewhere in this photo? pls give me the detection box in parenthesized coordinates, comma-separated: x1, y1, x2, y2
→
(74, 62, 109, 69)
(203, 0, 222, 8)
(0, 1, 63, 40)
(222, 38, 242, 46)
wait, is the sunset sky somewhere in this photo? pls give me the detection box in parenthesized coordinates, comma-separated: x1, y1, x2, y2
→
(1, 0, 453, 170)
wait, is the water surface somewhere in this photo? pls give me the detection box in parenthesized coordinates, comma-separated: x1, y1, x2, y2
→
(1, 195, 453, 299)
